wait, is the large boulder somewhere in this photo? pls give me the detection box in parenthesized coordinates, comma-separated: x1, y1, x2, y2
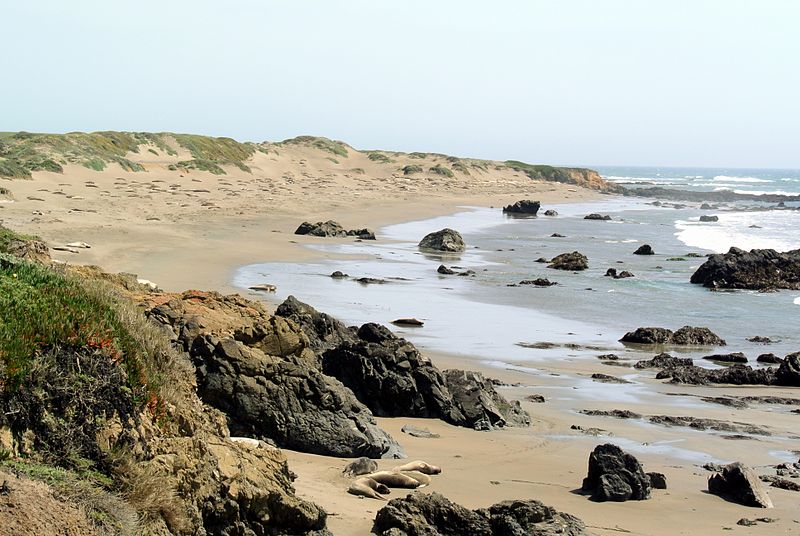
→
(295, 220, 375, 240)
(275, 295, 357, 355)
(322, 323, 529, 431)
(322, 323, 465, 423)
(708, 462, 774, 508)
(690, 247, 800, 290)
(372, 492, 590, 536)
(418, 228, 466, 252)
(581, 444, 651, 502)
(776, 352, 800, 386)
(502, 200, 541, 215)
(620, 326, 726, 346)
(444, 369, 531, 430)
(146, 291, 403, 459)
(548, 252, 588, 271)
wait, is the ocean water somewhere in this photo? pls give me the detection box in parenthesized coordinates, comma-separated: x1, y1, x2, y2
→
(234, 169, 800, 365)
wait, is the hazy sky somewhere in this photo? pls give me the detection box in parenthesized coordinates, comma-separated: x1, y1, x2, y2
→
(3, 1, 799, 168)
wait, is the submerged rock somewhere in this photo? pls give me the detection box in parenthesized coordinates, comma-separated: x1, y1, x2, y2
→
(690, 247, 800, 290)
(502, 199, 540, 215)
(419, 228, 466, 252)
(581, 444, 651, 502)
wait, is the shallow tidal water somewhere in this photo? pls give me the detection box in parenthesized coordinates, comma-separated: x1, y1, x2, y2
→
(234, 197, 800, 365)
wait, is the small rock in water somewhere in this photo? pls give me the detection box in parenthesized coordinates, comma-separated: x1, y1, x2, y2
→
(518, 278, 557, 287)
(437, 264, 456, 275)
(525, 394, 545, 403)
(584, 213, 612, 221)
(330, 270, 348, 278)
(543, 209, 558, 216)
(392, 318, 424, 327)
(633, 244, 654, 255)
(355, 277, 386, 285)
(747, 336, 773, 344)
(591, 373, 632, 384)
(534, 257, 549, 263)
(597, 353, 620, 360)
(401, 425, 440, 439)
(550, 233, 566, 238)
(702, 352, 748, 364)
(700, 215, 719, 222)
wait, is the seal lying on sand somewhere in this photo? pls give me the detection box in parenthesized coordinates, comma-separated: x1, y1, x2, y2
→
(366, 471, 423, 489)
(347, 477, 390, 500)
(399, 470, 431, 487)
(392, 460, 442, 475)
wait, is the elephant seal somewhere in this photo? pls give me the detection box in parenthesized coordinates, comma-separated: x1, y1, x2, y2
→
(347, 477, 389, 500)
(365, 471, 422, 489)
(392, 460, 442, 475)
(343, 457, 378, 477)
(400, 470, 431, 487)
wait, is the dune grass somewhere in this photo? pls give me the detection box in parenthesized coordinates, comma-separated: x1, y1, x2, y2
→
(429, 164, 455, 178)
(279, 135, 350, 158)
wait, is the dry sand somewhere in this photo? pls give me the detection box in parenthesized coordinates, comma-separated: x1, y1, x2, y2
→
(1, 144, 796, 535)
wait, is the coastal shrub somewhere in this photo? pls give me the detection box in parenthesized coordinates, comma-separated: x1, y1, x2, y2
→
(280, 136, 349, 158)
(451, 161, 470, 175)
(366, 152, 394, 163)
(349, 168, 365, 174)
(172, 133, 255, 163)
(505, 160, 579, 184)
(408, 152, 428, 159)
(402, 164, 424, 175)
(83, 158, 107, 171)
(147, 148, 158, 156)
(175, 159, 226, 175)
(429, 164, 455, 178)
(326, 157, 340, 164)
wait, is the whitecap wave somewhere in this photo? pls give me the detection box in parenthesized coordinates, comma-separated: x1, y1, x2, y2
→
(733, 189, 797, 196)
(674, 210, 800, 253)
(795, 297, 800, 306)
(712, 175, 772, 183)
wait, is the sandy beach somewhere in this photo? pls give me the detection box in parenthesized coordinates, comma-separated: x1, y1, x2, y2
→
(1, 140, 797, 535)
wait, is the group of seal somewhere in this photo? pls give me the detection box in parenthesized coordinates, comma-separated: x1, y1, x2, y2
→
(346, 459, 442, 500)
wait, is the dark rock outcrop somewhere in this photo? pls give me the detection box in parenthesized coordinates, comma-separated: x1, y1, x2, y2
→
(147, 291, 402, 459)
(295, 220, 376, 240)
(518, 278, 557, 287)
(605, 268, 634, 279)
(548, 251, 588, 271)
(275, 295, 357, 355)
(633, 244, 654, 255)
(620, 326, 726, 346)
(437, 264, 456, 275)
(584, 213, 611, 221)
(708, 463, 774, 508)
(634, 353, 693, 370)
(663, 364, 777, 386)
(757, 353, 782, 364)
(372, 492, 590, 536)
(419, 228, 466, 252)
(647, 472, 667, 490)
(581, 444, 651, 502)
(502, 200, 540, 215)
(690, 247, 800, 290)
(444, 369, 531, 430)
(776, 352, 800, 386)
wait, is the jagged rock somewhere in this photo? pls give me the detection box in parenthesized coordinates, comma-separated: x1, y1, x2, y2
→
(672, 326, 727, 346)
(702, 352, 748, 364)
(444, 369, 531, 430)
(418, 228, 465, 252)
(502, 200, 540, 215)
(620, 326, 726, 346)
(664, 364, 777, 386)
(633, 244, 654, 255)
(760, 475, 800, 492)
(548, 252, 588, 271)
(6, 238, 51, 263)
(699, 215, 719, 222)
(295, 220, 375, 239)
(581, 444, 651, 502)
(690, 247, 800, 290)
(776, 352, 800, 386)
(437, 264, 456, 275)
(343, 457, 378, 477)
(758, 353, 783, 364)
(274, 296, 358, 355)
(634, 353, 693, 370)
(322, 323, 465, 423)
(146, 291, 402, 459)
(647, 472, 667, 489)
(543, 209, 559, 216)
(584, 213, 611, 221)
(708, 462, 773, 508)
(372, 492, 590, 536)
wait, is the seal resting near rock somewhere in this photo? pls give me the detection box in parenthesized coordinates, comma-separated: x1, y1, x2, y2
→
(366, 471, 423, 489)
(348, 477, 390, 500)
(392, 460, 442, 475)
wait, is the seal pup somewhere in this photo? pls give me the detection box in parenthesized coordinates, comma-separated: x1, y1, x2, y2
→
(347, 477, 389, 500)
(399, 470, 431, 488)
(392, 460, 442, 475)
(365, 471, 421, 489)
